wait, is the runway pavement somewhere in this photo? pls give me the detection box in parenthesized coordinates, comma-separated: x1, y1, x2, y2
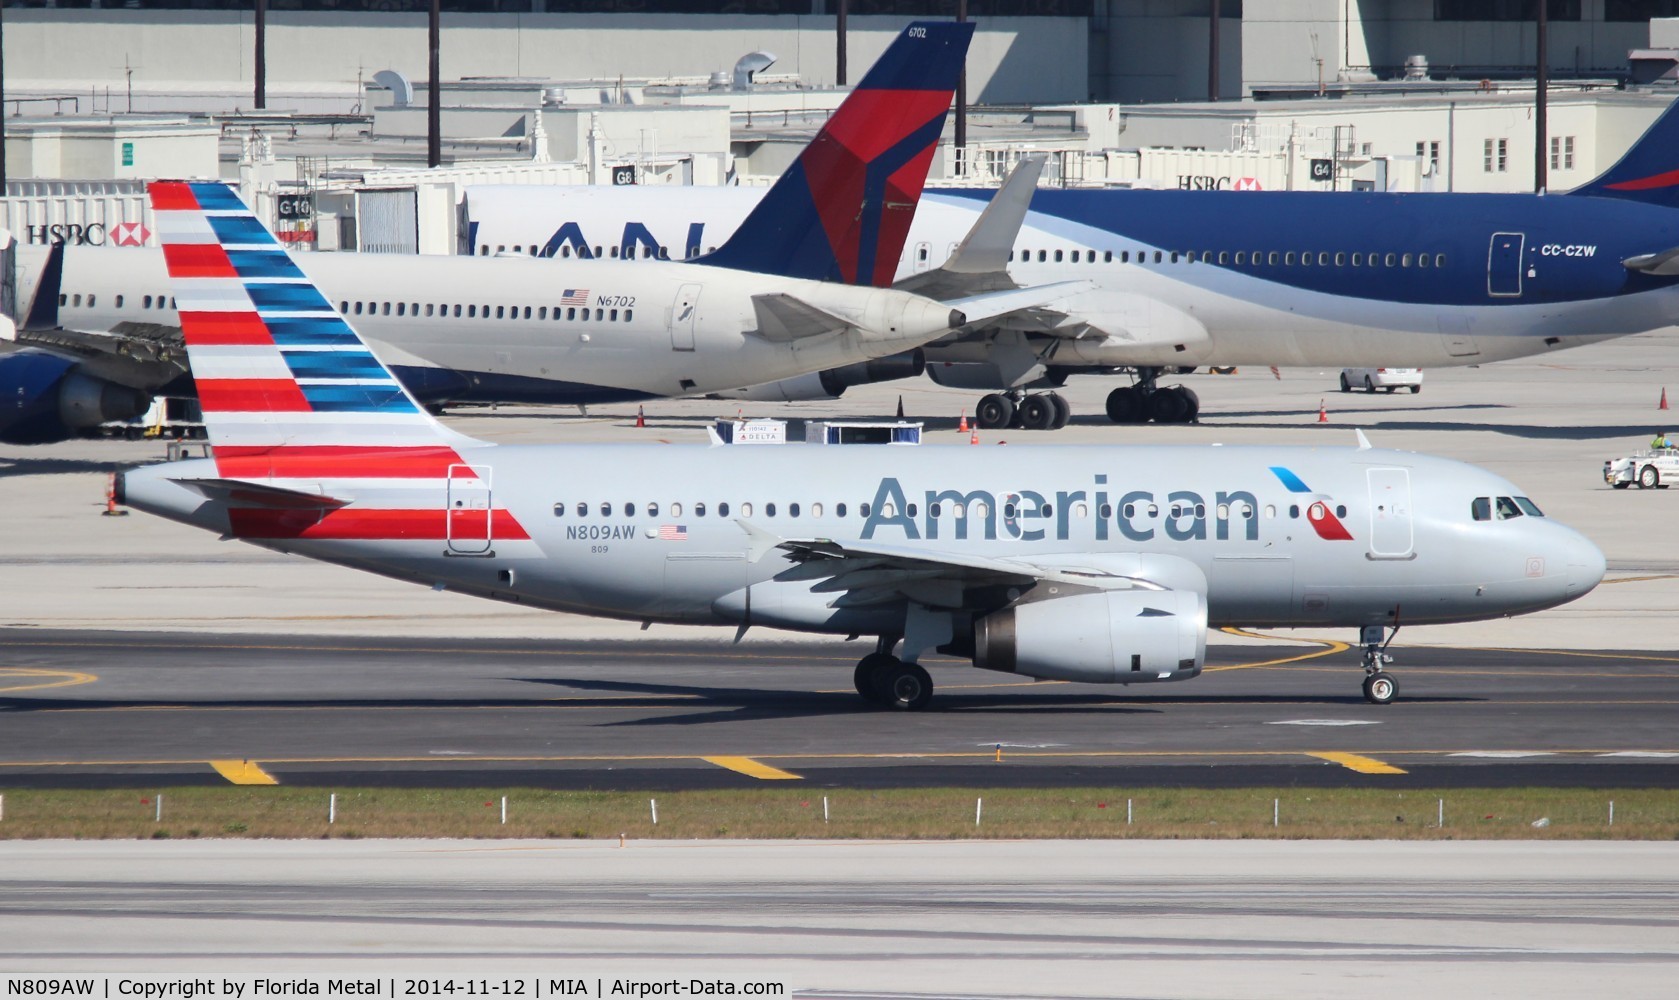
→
(4, 839, 1677, 998)
(2, 329, 1678, 790)
(3, 627, 1676, 789)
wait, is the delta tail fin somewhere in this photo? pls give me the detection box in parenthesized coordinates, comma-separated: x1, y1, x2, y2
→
(1568, 98, 1679, 207)
(698, 20, 974, 287)
(148, 181, 481, 480)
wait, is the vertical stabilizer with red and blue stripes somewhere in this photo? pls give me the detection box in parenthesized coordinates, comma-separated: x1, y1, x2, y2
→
(1568, 98, 1679, 208)
(699, 20, 974, 287)
(149, 181, 529, 549)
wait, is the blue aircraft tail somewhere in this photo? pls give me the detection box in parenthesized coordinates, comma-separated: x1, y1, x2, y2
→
(699, 20, 974, 287)
(1568, 98, 1679, 207)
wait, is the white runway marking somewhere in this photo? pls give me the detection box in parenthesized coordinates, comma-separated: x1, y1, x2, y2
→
(1267, 719, 1382, 727)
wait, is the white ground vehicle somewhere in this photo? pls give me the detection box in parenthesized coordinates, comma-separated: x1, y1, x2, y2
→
(1340, 367, 1423, 393)
(99, 396, 204, 441)
(1604, 448, 1679, 489)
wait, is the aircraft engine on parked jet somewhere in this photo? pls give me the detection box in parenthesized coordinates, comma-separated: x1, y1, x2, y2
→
(0, 348, 150, 444)
(972, 589, 1207, 683)
(720, 349, 926, 402)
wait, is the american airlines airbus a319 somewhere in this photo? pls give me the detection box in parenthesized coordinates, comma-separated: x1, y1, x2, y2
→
(117, 180, 1606, 710)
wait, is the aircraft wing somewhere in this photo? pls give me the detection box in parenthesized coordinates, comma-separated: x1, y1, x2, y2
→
(893, 156, 1045, 300)
(736, 519, 1197, 611)
(1623, 246, 1679, 276)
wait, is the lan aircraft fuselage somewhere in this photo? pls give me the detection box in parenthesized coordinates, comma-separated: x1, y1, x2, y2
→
(118, 179, 1606, 710)
(461, 97, 1679, 426)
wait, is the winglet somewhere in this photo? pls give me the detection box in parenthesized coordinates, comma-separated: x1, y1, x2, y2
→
(895, 156, 1046, 300)
(1355, 429, 1372, 450)
(22, 240, 64, 331)
(698, 21, 974, 286)
(939, 155, 1047, 277)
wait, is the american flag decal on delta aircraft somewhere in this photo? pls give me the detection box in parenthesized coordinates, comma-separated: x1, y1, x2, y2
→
(149, 181, 531, 547)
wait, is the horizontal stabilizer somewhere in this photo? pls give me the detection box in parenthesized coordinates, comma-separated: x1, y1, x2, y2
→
(894, 155, 1046, 300)
(1623, 246, 1679, 276)
(172, 477, 348, 510)
(749, 293, 856, 343)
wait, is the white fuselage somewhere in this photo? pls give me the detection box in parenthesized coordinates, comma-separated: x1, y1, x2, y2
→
(53, 248, 954, 403)
(123, 442, 1605, 638)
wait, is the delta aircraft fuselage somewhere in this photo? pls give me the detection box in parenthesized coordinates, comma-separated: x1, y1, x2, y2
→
(464, 183, 1679, 369)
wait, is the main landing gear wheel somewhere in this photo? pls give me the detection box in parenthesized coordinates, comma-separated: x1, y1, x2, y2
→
(1105, 386, 1146, 424)
(854, 652, 898, 705)
(975, 393, 1015, 430)
(881, 662, 934, 711)
(1362, 671, 1398, 705)
(1019, 394, 1058, 431)
(1047, 392, 1072, 429)
(1148, 386, 1195, 423)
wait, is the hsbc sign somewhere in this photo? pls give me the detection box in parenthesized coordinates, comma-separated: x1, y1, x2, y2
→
(25, 223, 105, 246)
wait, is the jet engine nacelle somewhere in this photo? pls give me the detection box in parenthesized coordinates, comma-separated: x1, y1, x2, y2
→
(0, 348, 151, 445)
(973, 589, 1207, 684)
(720, 350, 926, 401)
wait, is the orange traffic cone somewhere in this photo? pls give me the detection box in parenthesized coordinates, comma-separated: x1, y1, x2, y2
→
(958, 410, 969, 433)
(102, 473, 127, 517)
(969, 426, 979, 445)
(635, 405, 645, 428)
(1661, 387, 1670, 411)
(1317, 399, 1329, 423)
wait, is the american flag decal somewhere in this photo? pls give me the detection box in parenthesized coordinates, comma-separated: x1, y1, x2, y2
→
(657, 524, 688, 541)
(561, 288, 590, 306)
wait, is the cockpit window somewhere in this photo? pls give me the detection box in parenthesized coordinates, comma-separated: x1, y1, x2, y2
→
(1514, 497, 1544, 517)
(1471, 497, 1491, 521)
(1495, 496, 1523, 519)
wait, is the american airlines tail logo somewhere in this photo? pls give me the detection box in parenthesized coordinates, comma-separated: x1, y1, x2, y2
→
(1269, 466, 1354, 541)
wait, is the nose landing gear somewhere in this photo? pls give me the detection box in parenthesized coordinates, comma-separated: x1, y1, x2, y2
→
(1359, 624, 1399, 705)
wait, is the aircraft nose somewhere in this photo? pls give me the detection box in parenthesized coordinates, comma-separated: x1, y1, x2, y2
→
(1563, 530, 1607, 598)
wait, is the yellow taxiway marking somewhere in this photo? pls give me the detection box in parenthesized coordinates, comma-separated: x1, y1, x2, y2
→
(1308, 751, 1408, 775)
(9, 747, 1673, 770)
(0, 667, 99, 694)
(1203, 629, 1351, 671)
(209, 760, 279, 785)
(702, 756, 803, 780)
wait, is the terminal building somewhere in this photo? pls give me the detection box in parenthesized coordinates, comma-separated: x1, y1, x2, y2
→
(5, 2, 1679, 264)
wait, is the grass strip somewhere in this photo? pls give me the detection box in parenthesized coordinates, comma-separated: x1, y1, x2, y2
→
(1, 787, 1677, 840)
